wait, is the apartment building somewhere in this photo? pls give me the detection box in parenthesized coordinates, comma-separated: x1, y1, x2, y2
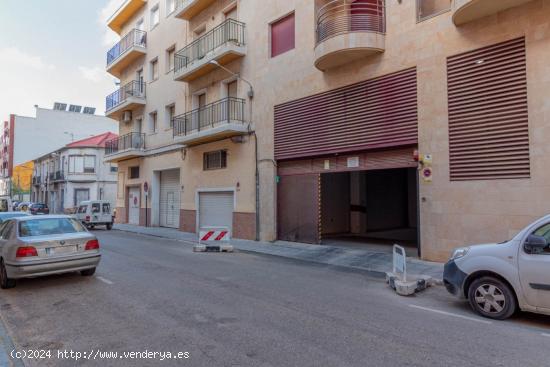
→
(32, 132, 119, 213)
(105, 0, 255, 236)
(106, 0, 550, 262)
(0, 105, 118, 202)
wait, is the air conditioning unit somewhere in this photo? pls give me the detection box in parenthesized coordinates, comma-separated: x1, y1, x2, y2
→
(122, 111, 132, 123)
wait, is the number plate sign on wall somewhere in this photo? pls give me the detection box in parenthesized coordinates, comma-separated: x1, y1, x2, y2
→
(347, 157, 359, 168)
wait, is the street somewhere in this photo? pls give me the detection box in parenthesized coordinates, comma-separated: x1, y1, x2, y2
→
(0, 230, 549, 367)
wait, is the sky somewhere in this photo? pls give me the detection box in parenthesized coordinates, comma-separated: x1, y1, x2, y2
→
(0, 0, 125, 121)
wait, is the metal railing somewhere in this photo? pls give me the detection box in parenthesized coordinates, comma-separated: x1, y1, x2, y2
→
(106, 81, 146, 112)
(54, 171, 64, 181)
(105, 132, 146, 155)
(107, 29, 147, 66)
(174, 19, 245, 73)
(173, 97, 245, 137)
(33, 176, 41, 185)
(316, 0, 386, 44)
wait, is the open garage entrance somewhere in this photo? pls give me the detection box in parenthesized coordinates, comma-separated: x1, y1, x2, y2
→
(277, 148, 420, 257)
(320, 168, 418, 256)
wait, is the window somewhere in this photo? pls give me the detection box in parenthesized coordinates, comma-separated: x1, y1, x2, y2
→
(271, 13, 295, 57)
(92, 203, 100, 213)
(102, 203, 111, 214)
(166, 104, 175, 128)
(110, 165, 118, 173)
(528, 224, 550, 254)
(150, 4, 160, 29)
(166, 0, 176, 15)
(68, 155, 95, 174)
(149, 111, 158, 133)
(417, 0, 451, 21)
(84, 155, 95, 173)
(129, 166, 140, 179)
(150, 58, 159, 81)
(78, 205, 87, 214)
(203, 150, 227, 170)
(19, 218, 86, 237)
(166, 46, 175, 72)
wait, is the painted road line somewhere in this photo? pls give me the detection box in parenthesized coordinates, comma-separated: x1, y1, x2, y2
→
(97, 276, 114, 285)
(542, 333, 550, 338)
(409, 305, 493, 325)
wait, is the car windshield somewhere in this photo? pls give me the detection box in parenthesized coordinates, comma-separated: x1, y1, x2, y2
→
(18, 218, 87, 237)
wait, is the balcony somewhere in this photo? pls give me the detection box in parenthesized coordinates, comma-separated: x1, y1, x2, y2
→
(32, 176, 41, 186)
(173, 97, 249, 146)
(174, 19, 246, 82)
(105, 81, 146, 120)
(104, 133, 146, 163)
(174, 0, 216, 20)
(452, 0, 533, 25)
(314, 0, 386, 71)
(106, 29, 147, 77)
(107, 0, 146, 34)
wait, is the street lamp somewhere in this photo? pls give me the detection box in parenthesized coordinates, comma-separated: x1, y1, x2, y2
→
(209, 60, 254, 99)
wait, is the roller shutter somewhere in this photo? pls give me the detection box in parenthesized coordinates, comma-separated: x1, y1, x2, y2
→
(447, 37, 529, 181)
(198, 192, 234, 233)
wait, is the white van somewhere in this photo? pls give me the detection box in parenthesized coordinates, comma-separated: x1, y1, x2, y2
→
(0, 197, 12, 212)
(444, 214, 550, 320)
(75, 200, 114, 230)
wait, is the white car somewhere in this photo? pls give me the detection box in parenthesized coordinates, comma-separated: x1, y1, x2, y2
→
(444, 215, 550, 320)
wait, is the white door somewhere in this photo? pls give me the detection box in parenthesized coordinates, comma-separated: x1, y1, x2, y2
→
(128, 187, 140, 225)
(198, 192, 234, 234)
(518, 221, 550, 308)
(159, 170, 180, 228)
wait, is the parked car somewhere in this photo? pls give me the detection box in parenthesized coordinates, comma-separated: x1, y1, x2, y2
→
(11, 201, 20, 211)
(16, 202, 32, 212)
(0, 212, 30, 223)
(0, 215, 101, 288)
(29, 203, 49, 215)
(444, 214, 550, 320)
(75, 200, 114, 230)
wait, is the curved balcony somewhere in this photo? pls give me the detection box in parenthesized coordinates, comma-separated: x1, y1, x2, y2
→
(452, 0, 533, 26)
(314, 0, 385, 71)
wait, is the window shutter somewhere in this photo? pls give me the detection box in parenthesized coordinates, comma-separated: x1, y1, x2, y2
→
(271, 13, 295, 57)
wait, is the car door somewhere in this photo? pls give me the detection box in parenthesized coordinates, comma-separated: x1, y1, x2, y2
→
(0, 221, 10, 257)
(101, 203, 112, 223)
(518, 222, 550, 309)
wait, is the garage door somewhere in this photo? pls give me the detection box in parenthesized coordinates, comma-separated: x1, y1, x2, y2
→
(198, 192, 234, 233)
(159, 170, 180, 228)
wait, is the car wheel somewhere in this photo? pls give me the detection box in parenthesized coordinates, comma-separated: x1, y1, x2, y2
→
(468, 276, 516, 320)
(80, 268, 96, 276)
(0, 259, 16, 289)
(106, 223, 113, 230)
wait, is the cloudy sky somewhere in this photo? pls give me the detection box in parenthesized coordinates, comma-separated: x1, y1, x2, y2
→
(0, 0, 124, 121)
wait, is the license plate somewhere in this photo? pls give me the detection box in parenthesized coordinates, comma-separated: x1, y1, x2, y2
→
(46, 246, 76, 255)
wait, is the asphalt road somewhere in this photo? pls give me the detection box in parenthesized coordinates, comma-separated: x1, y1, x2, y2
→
(0, 230, 549, 367)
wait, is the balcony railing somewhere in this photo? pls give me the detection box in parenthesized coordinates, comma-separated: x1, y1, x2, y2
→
(105, 132, 146, 156)
(33, 176, 41, 185)
(106, 81, 146, 112)
(173, 97, 245, 137)
(316, 0, 386, 44)
(174, 19, 245, 73)
(107, 29, 147, 66)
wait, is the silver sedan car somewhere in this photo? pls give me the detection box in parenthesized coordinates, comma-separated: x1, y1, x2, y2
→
(0, 215, 101, 288)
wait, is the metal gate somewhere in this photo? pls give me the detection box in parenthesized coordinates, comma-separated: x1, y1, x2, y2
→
(277, 174, 321, 244)
(198, 192, 234, 233)
(159, 170, 180, 228)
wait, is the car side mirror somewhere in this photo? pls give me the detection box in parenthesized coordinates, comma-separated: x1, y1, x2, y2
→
(524, 235, 548, 254)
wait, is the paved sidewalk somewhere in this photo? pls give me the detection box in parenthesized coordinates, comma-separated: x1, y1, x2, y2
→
(113, 224, 444, 281)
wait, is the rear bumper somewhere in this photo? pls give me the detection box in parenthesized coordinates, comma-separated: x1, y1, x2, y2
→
(443, 260, 468, 298)
(5, 254, 101, 279)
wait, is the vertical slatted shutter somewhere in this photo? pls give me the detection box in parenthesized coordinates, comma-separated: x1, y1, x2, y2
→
(274, 68, 418, 161)
(447, 37, 529, 181)
(271, 13, 295, 57)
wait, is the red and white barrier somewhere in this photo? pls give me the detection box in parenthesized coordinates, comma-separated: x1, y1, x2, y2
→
(199, 230, 230, 242)
(195, 227, 233, 253)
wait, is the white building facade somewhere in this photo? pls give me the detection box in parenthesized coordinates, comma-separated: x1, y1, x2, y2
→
(32, 133, 119, 213)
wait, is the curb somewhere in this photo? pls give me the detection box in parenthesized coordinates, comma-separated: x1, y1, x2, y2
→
(112, 228, 443, 283)
(0, 309, 24, 367)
